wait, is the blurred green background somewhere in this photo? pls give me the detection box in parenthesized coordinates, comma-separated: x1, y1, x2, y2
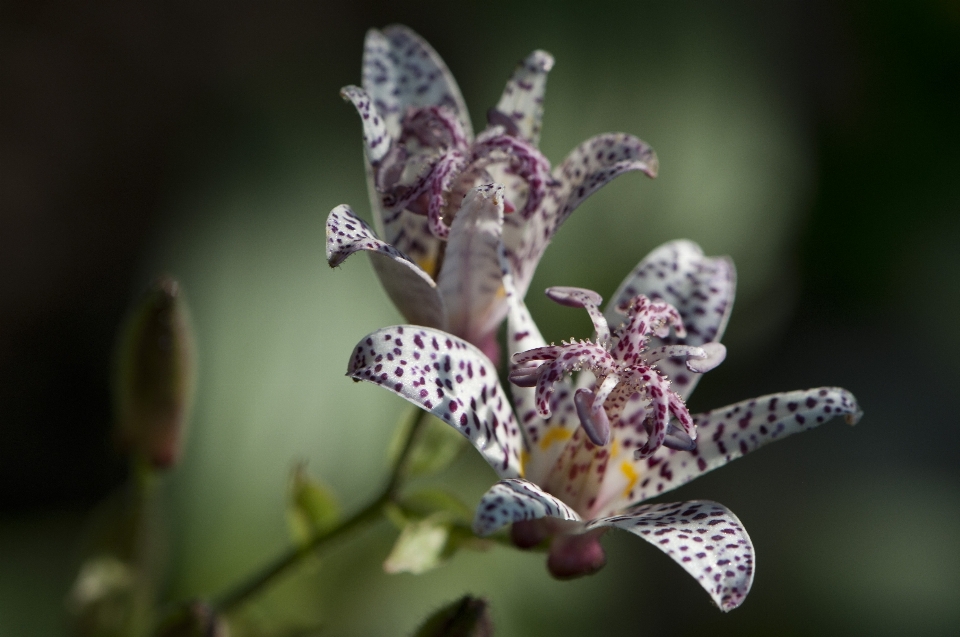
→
(2, 0, 959, 635)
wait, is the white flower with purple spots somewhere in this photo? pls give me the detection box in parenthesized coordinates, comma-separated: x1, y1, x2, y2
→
(327, 25, 657, 360)
(346, 239, 862, 611)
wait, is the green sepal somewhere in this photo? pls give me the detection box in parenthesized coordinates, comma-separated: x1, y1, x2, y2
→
(413, 595, 493, 637)
(383, 515, 452, 575)
(287, 464, 341, 546)
(398, 488, 473, 525)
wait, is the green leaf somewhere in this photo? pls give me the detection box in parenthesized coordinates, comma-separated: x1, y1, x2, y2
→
(399, 489, 473, 525)
(413, 596, 493, 637)
(404, 415, 467, 478)
(383, 516, 451, 575)
(287, 464, 340, 546)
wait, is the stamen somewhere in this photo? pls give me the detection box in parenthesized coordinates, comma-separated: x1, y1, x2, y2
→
(545, 286, 610, 345)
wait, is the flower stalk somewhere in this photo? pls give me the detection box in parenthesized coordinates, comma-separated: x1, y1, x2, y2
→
(212, 407, 432, 614)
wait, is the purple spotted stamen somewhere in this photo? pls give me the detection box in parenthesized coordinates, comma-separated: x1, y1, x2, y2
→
(510, 287, 726, 458)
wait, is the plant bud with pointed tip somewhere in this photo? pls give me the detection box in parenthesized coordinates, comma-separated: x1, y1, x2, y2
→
(114, 276, 196, 470)
(155, 601, 229, 637)
(414, 595, 493, 637)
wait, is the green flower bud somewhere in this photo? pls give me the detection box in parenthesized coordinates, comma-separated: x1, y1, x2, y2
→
(113, 276, 196, 470)
(413, 596, 493, 637)
(155, 602, 229, 637)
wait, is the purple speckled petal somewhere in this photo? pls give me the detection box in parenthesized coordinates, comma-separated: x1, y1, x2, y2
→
(490, 50, 555, 145)
(606, 240, 735, 399)
(348, 326, 522, 478)
(505, 133, 657, 298)
(472, 478, 580, 536)
(340, 85, 392, 164)
(622, 387, 862, 505)
(552, 133, 658, 229)
(326, 205, 446, 329)
(362, 25, 472, 140)
(588, 500, 754, 611)
(470, 132, 552, 218)
(504, 274, 579, 483)
(436, 184, 507, 345)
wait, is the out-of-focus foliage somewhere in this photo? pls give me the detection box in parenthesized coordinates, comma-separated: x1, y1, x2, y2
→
(1, 1, 958, 636)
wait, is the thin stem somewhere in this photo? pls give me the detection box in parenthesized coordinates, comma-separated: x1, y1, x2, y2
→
(213, 408, 431, 614)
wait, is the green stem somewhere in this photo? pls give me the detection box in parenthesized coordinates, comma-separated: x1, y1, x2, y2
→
(213, 408, 430, 614)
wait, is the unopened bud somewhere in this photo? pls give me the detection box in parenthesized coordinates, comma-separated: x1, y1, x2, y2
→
(546, 530, 607, 580)
(114, 276, 196, 470)
(155, 602, 229, 637)
(414, 595, 493, 637)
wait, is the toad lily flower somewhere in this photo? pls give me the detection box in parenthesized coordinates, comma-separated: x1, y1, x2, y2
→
(327, 25, 657, 360)
(346, 239, 862, 611)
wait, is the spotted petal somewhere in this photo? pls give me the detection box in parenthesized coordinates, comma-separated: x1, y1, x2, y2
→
(606, 240, 735, 398)
(505, 274, 579, 483)
(505, 133, 658, 298)
(472, 478, 581, 536)
(340, 86, 391, 165)
(326, 205, 447, 330)
(490, 50, 554, 145)
(623, 387, 862, 505)
(348, 326, 522, 478)
(436, 184, 507, 345)
(587, 501, 753, 611)
(362, 25, 472, 140)
(552, 133, 659, 230)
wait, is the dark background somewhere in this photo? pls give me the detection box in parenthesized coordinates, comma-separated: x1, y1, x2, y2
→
(2, 1, 959, 635)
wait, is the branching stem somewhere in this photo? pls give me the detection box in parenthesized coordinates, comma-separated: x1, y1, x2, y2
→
(213, 407, 430, 614)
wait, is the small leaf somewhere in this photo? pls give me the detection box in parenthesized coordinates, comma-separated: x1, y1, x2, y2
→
(399, 489, 473, 524)
(67, 555, 136, 636)
(383, 516, 451, 575)
(413, 595, 494, 637)
(405, 415, 467, 478)
(287, 464, 340, 546)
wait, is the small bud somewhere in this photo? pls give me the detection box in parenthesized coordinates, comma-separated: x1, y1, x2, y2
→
(287, 463, 340, 545)
(155, 601, 229, 637)
(547, 530, 607, 579)
(113, 276, 196, 470)
(414, 595, 493, 637)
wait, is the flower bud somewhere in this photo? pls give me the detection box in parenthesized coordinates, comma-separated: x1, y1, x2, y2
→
(546, 530, 607, 580)
(155, 601, 229, 637)
(113, 276, 196, 470)
(413, 595, 493, 637)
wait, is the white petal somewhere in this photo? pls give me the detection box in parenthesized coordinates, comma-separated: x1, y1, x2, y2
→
(490, 50, 554, 145)
(606, 240, 735, 398)
(362, 25, 472, 140)
(326, 205, 447, 329)
(628, 387, 863, 503)
(505, 133, 657, 299)
(436, 184, 507, 345)
(340, 85, 391, 164)
(505, 272, 579, 483)
(588, 501, 754, 611)
(348, 326, 523, 478)
(472, 478, 581, 536)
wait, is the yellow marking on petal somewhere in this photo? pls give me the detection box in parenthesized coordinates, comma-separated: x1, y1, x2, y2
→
(610, 439, 620, 458)
(495, 283, 506, 299)
(416, 255, 437, 278)
(620, 460, 639, 498)
(520, 450, 530, 476)
(539, 427, 572, 450)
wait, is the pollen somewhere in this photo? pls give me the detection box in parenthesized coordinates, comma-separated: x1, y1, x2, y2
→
(520, 449, 530, 475)
(539, 426, 573, 450)
(416, 255, 437, 277)
(620, 460, 639, 498)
